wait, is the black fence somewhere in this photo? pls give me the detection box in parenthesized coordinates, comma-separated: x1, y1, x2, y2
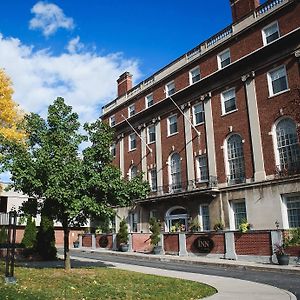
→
(0, 212, 17, 280)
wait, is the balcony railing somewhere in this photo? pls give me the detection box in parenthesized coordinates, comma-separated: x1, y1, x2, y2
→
(148, 176, 218, 197)
(227, 175, 246, 186)
(275, 162, 300, 177)
(255, 0, 285, 17)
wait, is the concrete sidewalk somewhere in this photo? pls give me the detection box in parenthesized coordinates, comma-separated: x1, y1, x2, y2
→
(73, 247, 300, 274)
(67, 253, 297, 300)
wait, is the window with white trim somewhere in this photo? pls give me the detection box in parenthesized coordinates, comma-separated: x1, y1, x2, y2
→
(149, 168, 157, 192)
(218, 49, 231, 69)
(128, 104, 135, 117)
(168, 115, 178, 136)
(170, 153, 182, 192)
(129, 133, 136, 151)
(267, 65, 288, 96)
(110, 143, 116, 157)
(221, 88, 236, 115)
(226, 134, 245, 185)
(199, 204, 210, 231)
(147, 125, 156, 143)
(109, 115, 115, 127)
(129, 165, 137, 180)
(129, 212, 138, 232)
(189, 66, 200, 84)
(196, 155, 208, 182)
(262, 21, 280, 45)
(165, 81, 175, 97)
(145, 93, 154, 108)
(285, 195, 300, 228)
(275, 118, 300, 172)
(231, 200, 247, 230)
(193, 102, 204, 125)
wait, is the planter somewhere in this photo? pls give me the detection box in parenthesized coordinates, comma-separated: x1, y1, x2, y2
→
(120, 244, 129, 252)
(73, 241, 80, 248)
(153, 246, 162, 255)
(276, 254, 289, 265)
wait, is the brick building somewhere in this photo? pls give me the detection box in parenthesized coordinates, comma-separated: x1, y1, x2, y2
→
(101, 0, 300, 234)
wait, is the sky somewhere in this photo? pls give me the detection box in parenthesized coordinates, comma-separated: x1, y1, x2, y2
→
(0, 0, 233, 181)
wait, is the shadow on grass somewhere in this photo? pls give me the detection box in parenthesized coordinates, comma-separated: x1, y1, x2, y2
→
(15, 257, 115, 269)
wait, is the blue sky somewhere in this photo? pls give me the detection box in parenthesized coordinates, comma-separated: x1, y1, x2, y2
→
(0, 1, 232, 118)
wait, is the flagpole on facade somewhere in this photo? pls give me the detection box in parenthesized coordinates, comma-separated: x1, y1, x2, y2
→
(121, 114, 152, 153)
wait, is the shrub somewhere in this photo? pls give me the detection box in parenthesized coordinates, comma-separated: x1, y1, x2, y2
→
(149, 218, 161, 246)
(21, 217, 37, 249)
(117, 218, 128, 244)
(36, 214, 57, 260)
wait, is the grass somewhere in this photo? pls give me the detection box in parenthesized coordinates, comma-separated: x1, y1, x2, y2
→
(0, 265, 216, 300)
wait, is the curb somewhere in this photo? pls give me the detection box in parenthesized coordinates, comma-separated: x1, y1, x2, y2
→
(73, 248, 300, 275)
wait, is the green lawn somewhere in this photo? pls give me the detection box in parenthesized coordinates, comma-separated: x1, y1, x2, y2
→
(0, 266, 216, 300)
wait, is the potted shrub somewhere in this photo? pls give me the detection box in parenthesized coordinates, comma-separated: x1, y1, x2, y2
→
(274, 242, 290, 265)
(149, 217, 161, 254)
(188, 218, 201, 232)
(213, 220, 224, 232)
(238, 219, 251, 233)
(117, 218, 129, 252)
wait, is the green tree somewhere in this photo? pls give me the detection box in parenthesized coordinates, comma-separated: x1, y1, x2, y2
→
(36, 211, 57, 260)
(21, 217, 37, 249)
(1, 97, 149, 270)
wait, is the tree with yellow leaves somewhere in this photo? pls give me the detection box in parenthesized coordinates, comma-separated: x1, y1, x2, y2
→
(0, 69, 25, 142)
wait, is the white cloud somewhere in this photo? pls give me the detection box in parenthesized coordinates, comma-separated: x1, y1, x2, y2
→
(0, 33, 141, 125)
(29, 1, 75, 37)
(67, 36, 84, 54)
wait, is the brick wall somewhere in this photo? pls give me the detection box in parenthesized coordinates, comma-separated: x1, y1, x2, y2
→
(131, 233, 151, 252)
(82, 234, 92, 247)
(234, 231, 272, 255)
(186, 233, 225, 254)
(164, 233, 179, 254)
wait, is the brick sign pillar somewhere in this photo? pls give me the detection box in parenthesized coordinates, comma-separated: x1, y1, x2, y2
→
(224, 232, 237, 260)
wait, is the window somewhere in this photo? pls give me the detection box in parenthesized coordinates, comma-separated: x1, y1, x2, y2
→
(193, 103, 204, 125)
(262, 21, 280, 45)
(232, 200, 247, 230)
(0, 197, 8, 213)
(147, 125, 156, 143)
(199, 204, 210, 231)
(166, 206, 187, 232)
(129, 133, 136, 151)
(189, 67, 201, 84)
(165, 81, 175, 97)
(109, 115, 115, 127)
(129, 165, 137, 179)
(110, 143, 116, 157)
(226, 134, 245, 185)
(170, 153, 182, 192)
(129, 212, 138, 232)
(268, 65, 288, 96)
(285, 195, 300, 228)
(168, 115, 178, 136)
(149, 169, 157, 192)
(145, 93, 154, 108)
(128, 104, 135, 117)
(197, 155, 208, 182)
(149, 210, 158, 220)
(218, 49, 231, 69)
(221, 88, 236, 115)
(275, 119, 300, 172)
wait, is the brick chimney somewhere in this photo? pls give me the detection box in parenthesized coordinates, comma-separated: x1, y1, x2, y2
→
(230, 0, 260, 23)
(117, 72, 132, 97)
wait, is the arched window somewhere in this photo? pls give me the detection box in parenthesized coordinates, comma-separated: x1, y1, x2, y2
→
(169, 153, 181, 192)
(275, 118, 300, 172)
(165, 206, 188, 232)
(129, 165, 137, 180)
(226, 134, 245, 184)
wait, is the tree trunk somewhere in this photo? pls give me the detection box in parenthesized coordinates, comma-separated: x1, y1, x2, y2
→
(63, 223, 71, 271)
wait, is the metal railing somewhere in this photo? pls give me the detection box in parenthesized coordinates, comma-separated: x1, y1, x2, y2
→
(275, 162, 300, 177)
(227, 175, 246, 186)
(206, 25, 233, 48)
(148, 176, 218, 197)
